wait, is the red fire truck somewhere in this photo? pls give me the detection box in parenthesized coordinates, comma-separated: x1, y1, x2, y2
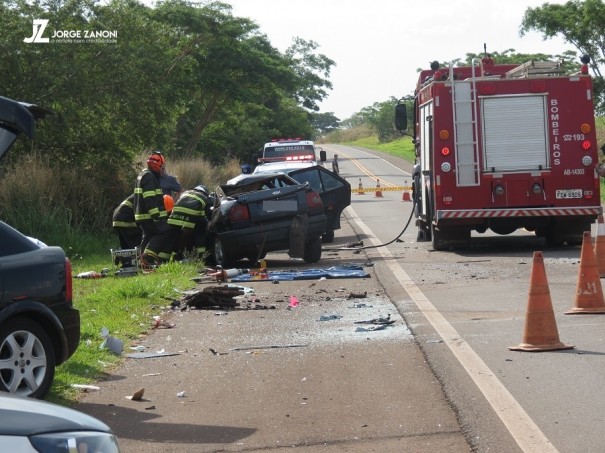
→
(395, 55, 602, 250)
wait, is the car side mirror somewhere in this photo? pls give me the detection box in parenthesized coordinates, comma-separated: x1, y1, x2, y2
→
(395, 102, 407, 133)
(319, 149, 327, 162)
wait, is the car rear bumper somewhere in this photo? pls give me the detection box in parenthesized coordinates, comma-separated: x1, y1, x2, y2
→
(217, 214, 326, 256)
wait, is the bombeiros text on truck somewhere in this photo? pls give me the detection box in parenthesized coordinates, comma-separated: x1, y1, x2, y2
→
(395, 51, 602, 250)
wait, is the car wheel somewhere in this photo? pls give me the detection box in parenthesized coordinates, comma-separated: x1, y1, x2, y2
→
(303, 237, 322, 263)
(0, 317, 56, 399)
(213, 236, 233, 267)
(322, 229, 335, 243)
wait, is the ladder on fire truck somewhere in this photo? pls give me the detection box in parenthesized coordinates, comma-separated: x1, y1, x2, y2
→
(449, 61, 480, 187)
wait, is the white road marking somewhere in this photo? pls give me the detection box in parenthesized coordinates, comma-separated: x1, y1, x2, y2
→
(346, 205, 559, 453)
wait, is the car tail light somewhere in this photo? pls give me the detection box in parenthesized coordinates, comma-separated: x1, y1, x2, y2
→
(306, 191, 323, 209)
(229, 204, 250, 226)
(65, 258, 73, 304)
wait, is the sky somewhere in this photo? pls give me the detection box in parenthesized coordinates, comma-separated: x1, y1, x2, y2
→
(224, 0, 573, 120)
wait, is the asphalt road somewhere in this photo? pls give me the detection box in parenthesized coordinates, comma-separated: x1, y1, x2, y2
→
(76, 213, 471, 452)
(76, 144, 605, 453)
(322, 144, 605, 453)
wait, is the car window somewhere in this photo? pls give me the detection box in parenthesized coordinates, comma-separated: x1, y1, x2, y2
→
(320, 170, 346, 191)
(289, 169, 322, 192)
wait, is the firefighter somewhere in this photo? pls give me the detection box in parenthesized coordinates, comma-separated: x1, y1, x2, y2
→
(134, 151, 172, 266)
(166, 185, 212, 261)
(112, 194, 141, 251)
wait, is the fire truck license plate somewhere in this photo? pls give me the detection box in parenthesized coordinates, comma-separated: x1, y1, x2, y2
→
(555, 189, 583, 199)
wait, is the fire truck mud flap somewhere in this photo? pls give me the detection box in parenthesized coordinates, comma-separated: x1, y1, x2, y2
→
(431, 225, 471, 251)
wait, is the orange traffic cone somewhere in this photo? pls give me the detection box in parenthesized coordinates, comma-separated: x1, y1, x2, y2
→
(566, 231, 605, 314)
(594, 215, 605, 277)
(509, 251, 574, 351)
(402, 180, 411, 202)
(357, 178, 365, 195)
(374, 179, 383, 198)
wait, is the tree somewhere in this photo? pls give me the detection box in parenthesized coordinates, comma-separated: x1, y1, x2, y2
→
(284, 37, 335, 112)
(311, 112, 340, 136)
(520, 0, 605, 112)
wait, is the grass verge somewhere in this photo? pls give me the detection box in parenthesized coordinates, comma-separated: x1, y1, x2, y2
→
(49, 255, 199, 406)
(343, 135, 415, 163)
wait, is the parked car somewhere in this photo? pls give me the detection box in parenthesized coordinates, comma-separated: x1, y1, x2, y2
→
(0, 96, 80, 399)
(208, 173, 327, 266)
(253, 161, 351, 242)
(0, 393, 121, 452)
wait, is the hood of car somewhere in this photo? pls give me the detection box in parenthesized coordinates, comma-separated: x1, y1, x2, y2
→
(0, 394, 112, 436)
(0, 96, 51, 162)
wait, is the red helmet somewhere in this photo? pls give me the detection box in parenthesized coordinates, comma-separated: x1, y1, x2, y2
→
(147, 153, 165, 173)
(163, 194, 174, 212)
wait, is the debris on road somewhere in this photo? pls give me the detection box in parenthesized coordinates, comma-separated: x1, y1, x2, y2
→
(354, 314, 394, 326)
(126, 388, 145, 401)
(231, 264, 370, 282)
(153, 316, 176, 329)
(125, 351, 181, 359)
(181, 285, 244, 309)
(100, 327, 124, 355)
(318, 314, 342, 321)
(287, 295, 299, 309)
(346, 291, 368, 299)
(71, 384, 101, 392)
(229, 344, 308, 352)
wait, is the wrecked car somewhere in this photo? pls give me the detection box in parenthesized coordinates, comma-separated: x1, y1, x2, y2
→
(253, 162, 351, 242)
(0, 96, 81, 399)
(208, 173, 327, 267)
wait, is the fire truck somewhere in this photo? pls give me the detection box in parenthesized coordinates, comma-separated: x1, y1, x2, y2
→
(395, 55, 602, 250)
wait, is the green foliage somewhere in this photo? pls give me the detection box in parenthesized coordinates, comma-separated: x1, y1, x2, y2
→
(0, 0, 334, 170)
(311, 111, 341, 136)
(0, 152, 240, 251)
(521, 0, 605, 113)
(340, 98, 400, 143)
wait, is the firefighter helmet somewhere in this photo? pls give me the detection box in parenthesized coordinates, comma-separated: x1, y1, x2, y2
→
(147, 152, 165, 173)
(194, 185, 209, 196)
(163, 194, 174, 212)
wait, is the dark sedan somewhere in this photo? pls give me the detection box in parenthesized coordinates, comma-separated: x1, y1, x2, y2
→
(252, 161, 351, 242)
(0, 96, 80, 399)
(208, 173, 327, 266)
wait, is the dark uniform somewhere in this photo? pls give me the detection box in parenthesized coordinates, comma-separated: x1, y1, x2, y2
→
(134, 153, 171, 265)
(112, 194, 141, 250)
(166, 186, 211, 260)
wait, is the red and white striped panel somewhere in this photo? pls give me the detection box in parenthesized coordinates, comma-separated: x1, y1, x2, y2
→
(438, 207, 602, 220)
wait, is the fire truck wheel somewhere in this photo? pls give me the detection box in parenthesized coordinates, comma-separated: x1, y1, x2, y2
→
(544, 228, 564, 247)
(431, 225, 447, 251)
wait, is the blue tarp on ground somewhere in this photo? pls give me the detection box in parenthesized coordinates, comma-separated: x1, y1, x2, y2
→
(231, 264, 370, 282)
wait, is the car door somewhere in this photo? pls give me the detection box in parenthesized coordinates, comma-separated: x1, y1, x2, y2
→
(286, 166, 351, 232)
